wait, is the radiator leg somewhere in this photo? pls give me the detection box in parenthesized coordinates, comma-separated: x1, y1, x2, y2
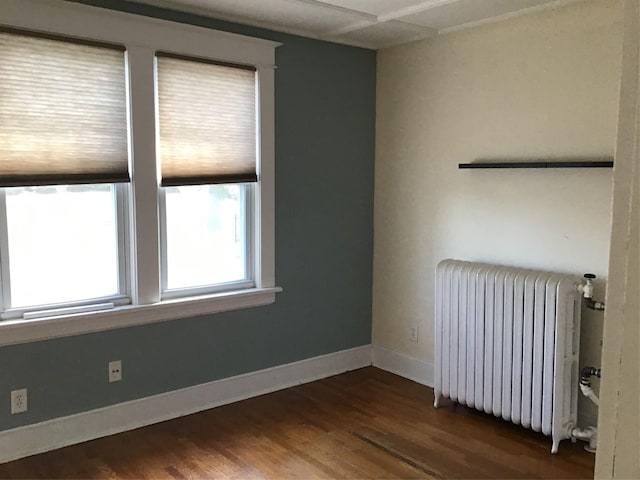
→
(434, 394, 440, 408)
(551, 438, 560, 454)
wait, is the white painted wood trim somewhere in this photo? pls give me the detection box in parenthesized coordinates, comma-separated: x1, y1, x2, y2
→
(0, 287, 282, 347)
(372, 345, 434, 387)
(255, 64, 276, 289)
(376, 0, 460, 23)
(595, 0, 640, 476)
(127, 45, 161, 306)
(0, 345, 372, 464)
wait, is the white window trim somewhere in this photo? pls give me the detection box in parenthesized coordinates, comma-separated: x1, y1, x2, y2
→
(0, 0, 281, 346)
(0, 287, 282, 347)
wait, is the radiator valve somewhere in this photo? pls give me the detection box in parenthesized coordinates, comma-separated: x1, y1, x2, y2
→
(580, 274, 605, 311)
(582, 274, 595, 298)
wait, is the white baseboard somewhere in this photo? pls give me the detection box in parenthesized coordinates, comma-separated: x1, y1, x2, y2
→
(0, 345, 372, 464)
(372, 345, 434, 387)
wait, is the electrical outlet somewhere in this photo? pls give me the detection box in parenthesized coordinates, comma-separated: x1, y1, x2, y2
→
(409, 324, 419, 342)
(11, 388, 28, 414)
(109, 360, 122, 382)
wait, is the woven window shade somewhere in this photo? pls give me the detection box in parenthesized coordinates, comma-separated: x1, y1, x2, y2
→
(0, 30, 129, 187)
(156, 54, 257, 186)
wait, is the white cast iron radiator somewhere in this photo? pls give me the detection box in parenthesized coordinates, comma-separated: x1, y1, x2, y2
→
(434, 259, 582, 453)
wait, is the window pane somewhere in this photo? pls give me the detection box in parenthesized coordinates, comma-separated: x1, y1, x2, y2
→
(164, 184, 246, 290)
(5, 184, 119, 308)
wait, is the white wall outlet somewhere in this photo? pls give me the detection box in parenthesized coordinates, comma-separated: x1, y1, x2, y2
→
(11, 388, 28, 414)
(409, 324, 419, 342)
(108, 360, 122, 382)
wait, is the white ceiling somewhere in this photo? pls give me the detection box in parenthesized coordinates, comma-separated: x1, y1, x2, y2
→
(130, 0, 577, 49)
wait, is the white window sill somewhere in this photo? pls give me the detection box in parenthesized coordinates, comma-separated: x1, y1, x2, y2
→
(0, 287, 282, 347)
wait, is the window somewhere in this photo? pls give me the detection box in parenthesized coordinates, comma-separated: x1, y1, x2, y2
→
(0, 0, 278, 342)
(156, 54, 257, 297)
(0, 30, 129, 319)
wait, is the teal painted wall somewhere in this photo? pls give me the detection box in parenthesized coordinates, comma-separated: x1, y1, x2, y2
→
(0, 1, 376, 431)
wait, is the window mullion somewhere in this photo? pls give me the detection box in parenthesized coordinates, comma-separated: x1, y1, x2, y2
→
(0, 190, 12, 311)
(126, 46, 160, 305)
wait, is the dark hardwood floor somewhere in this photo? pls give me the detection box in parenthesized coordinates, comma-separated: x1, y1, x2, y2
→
(0, 367, 594, 479)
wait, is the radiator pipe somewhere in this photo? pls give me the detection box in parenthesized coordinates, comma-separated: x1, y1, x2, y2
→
(584, 297, 606, 311)
(580, 366, 601, 406)
(571, 426, 597, 453)
(580, 384, 600, 406)
(581, 366, 601, 384)
(574, 368, 602, 452)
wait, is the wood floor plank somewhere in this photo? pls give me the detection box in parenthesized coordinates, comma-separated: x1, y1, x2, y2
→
(0, 367, 595, 479)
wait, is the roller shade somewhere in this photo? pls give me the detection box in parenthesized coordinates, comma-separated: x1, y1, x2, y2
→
(156, 53, 257, 186)
(0, 30, 129, 187)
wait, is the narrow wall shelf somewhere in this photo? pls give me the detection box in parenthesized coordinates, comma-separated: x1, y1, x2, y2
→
(458, 160, 614, 169)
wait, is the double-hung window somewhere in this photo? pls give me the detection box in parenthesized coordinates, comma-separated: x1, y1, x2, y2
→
(156, 54, 256, 297)
(0, 0, 278, 341)
(0, 30, 129, 319)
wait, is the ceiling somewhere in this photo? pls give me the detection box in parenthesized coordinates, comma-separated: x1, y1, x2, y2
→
(130, 0, 577, 49)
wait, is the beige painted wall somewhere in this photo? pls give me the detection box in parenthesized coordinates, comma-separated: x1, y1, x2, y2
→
(595, 0, 640, 477)
(374, 0, 623, 427)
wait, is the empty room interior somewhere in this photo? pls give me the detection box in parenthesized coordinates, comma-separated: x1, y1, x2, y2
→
(0, 0, 638, 478)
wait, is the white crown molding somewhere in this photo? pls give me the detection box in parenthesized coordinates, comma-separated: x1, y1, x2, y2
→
(325, 19, 376, 37)
(115, 0, 585, 50)
(376, 0, 459, 23)
(0, 345, 373, 464)
(326, 20, 438, 37)
(285, 0, 376, 22)
(128, 0, 377, 49)
(438, 0, 583, 35)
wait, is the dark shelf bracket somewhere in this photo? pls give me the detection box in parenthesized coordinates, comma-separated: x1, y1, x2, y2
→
(459, 160, 614, 169)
